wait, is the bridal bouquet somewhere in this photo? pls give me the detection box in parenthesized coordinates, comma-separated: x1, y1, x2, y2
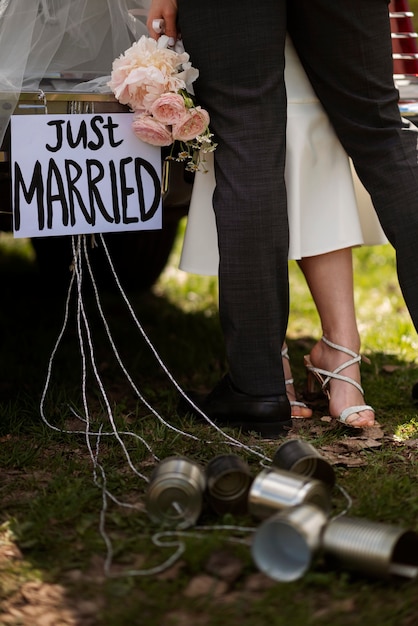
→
(108, 35, 216, 171)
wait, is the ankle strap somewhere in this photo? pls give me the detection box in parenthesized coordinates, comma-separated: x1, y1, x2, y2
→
(321, 335, 359, 359)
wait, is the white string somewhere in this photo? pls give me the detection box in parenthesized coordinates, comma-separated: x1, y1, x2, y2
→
(38, 232, 352, 580)
(72, 236, 152, 481)
(104, 525, 256, 578)
(39, 237, 157, 471)
(37, 234, 271, 579)
(331, 484, 353, 520)
(81, 235, 201, 446)
(96, 233, 271, 464)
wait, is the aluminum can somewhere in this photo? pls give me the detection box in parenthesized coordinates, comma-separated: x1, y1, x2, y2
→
(251, 503, 328, 582)
(248, 467, 331, 520)
(146, 456, 206, 529)
(272, 438, 335, 488)
(205, 454, 253, 515)
(322, 515, 418, 579)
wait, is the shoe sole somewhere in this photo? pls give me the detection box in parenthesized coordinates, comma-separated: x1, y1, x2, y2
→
(177, 392, 293, 439)
(179, 396, 293, 439)
(226, 418, 293, 439)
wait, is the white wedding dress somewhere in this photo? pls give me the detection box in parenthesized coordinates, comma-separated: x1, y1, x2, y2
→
(179, 38, 387, 276)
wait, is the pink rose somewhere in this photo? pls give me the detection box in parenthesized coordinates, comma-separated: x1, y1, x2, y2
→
(132, 113, 173, 147)
(150, 92, 188, 125)
(108, 36, 190, 111)
(172, 107, 210, 142)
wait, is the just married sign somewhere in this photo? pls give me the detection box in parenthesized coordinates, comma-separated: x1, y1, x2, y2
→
(11, 113, 162, 238)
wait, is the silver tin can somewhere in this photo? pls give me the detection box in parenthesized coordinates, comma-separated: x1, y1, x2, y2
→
(272, 438, 335, 488)
(146, 457, 206, 529)
(248, 468, 331, 520)
(251, 503, 328, 582)
(322, 515, 418, 579)
(205, 454, 253, 515)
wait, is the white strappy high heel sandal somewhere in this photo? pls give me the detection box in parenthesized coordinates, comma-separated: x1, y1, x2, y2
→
(304, 336, 375, 427)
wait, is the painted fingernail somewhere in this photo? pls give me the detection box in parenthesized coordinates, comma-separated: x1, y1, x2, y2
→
(152, 19, 165, 34)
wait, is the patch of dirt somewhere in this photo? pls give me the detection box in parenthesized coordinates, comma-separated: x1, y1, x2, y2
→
(0, 580, 102, 626)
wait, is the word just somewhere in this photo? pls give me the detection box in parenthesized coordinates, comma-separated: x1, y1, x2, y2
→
(45, 116, 122, 152)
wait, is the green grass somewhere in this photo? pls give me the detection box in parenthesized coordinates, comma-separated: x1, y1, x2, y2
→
(1, 225, 417, 626)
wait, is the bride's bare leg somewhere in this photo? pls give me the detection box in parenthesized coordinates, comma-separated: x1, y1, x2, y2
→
(298, 247, 375, 427)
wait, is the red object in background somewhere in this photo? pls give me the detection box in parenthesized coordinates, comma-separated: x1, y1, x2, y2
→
(389, 0, 418, 75)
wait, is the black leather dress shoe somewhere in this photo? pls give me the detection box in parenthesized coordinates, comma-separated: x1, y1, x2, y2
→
(178, 375, 292, 439)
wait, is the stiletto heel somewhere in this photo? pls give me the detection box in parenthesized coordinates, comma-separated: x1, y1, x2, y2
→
(305, 365, 322, 397)
(282, 346, 312, 419)
(304, 336, 375, 427)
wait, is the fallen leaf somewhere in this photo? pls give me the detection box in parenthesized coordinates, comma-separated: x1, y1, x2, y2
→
(243, 572, 277, 592)
(363, 423, 384, 439)
(183, 575, 229, 598)
(165, 610, 209, 626)
(318, 447, 368, 467)
(341, 437, 382, 451)
(157, 560, 186, 581)
(205, 550, 244, 583)
(405, 438, 418, 447)
(313, 597, 356, 619)
(381, 364, 402, 373)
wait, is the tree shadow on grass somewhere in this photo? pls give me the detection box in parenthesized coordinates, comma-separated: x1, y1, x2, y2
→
(0, 238, 225, 428)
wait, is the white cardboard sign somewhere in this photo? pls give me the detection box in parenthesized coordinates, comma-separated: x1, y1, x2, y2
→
(11, 113, 162, 238)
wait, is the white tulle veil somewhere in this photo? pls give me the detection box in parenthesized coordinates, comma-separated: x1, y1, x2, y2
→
(0, 0, 151, 144)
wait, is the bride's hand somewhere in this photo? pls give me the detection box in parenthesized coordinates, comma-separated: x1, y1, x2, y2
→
(147, 0, 179, 42)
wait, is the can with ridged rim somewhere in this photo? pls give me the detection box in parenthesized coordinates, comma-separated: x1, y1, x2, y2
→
(205, 454, 253, 515)
(251, 503, 328, 582)
(248, 467, 331, 520)
(272, 438, 335, 488)
(322, 515, 418, 579)
(146, 457, 206, 529)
